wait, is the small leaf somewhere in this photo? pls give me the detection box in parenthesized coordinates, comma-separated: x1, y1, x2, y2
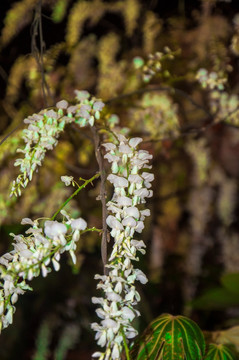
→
(130, 313, 205, 360)
(205, 344, 237, 360)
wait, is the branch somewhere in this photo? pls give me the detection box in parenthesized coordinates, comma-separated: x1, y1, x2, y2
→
(91, 126, 108, 275)
(31, 0, 54, 106)
(51, 173, 100, 220)
(105, 85, 211, 117)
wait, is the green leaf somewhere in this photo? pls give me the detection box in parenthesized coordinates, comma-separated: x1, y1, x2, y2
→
(130, 313, 205, 360)
(191, 288, 239, 309)
(221, 273, 239, 296)
(52, 0, 69, 23)
(205, 344, 237, 360)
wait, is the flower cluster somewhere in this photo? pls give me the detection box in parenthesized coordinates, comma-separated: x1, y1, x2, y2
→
(196, 69, 239, 125)
(0, 213, 87, 332)
(130, 93, 179, 139)
(196, 68, 227, 91)
(74, 90, 105, 127)
(231, 14, 239, 55)
(210, 91, 239, 124)
(133, 47, 177, 82)
(11, 91, 105, 197)
(91, 134, 154, 360)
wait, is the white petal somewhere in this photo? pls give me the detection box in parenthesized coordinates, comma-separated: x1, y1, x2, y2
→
(106, 292, 121, 302)
(116, 196, 132, 207)
(21, 218, 34, 225)
(102, 143, 116, 151)
(71, 218, 87, 230)
(92, 352, 103, 358)
(101, 318, 118, 329)
(122, 217, 136, 227)
(141, 172, 154, 182)
(106, 216, 123, 230)
(135, 269, 148, 284)
(98, 331, 107, 347)
(129, 137, 143, 148)
(124, 207, 140, 219)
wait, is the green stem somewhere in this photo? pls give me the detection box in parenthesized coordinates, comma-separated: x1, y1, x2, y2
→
(51, 173, 100, 220)
(121, 328, 131, 360)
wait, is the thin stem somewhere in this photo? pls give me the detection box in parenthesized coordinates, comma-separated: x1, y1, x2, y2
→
(105, 85, 211, 117)
(51, 173, 100, 220)
(31, 0, 54, 107)
(121, 329, 131, 360)
(91, 127, 108, 275)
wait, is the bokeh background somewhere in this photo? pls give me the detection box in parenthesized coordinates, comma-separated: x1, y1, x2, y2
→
(1, 0, 239, 358)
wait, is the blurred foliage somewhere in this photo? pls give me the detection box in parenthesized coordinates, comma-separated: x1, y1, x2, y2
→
(1, 0, 239, 359)
(192, 273, 239, 310)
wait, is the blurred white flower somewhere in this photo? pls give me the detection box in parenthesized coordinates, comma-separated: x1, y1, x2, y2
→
(61, 175, 74, 186)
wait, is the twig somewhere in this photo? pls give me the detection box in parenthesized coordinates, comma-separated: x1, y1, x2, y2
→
(105, 85, 211, 117)
(0, 124, 22, 146)
(91, 126, 108, 275)
(51, 173, 100, 220)
(31, 0, 53, 106)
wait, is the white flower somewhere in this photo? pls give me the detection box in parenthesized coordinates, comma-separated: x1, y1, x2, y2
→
(93, 101, 105, 111)
(135, 269, 148, 284)
(124, 207, 140, 219)
(106, 216, 123, 230)
(44, 221, 67, 239)
(122, 217, 137, 228)
(119, 144, 132, 154)
(116, 196, 132, 207)
(20, 218, 35, 225)
(98, 331, 107, 347)
(129, 137, 143, 148)
(102, 319, 118, 329)
(121, 307, 135, 321)
(106, 292, 122, 302)
(141, 172, 154, 182)
(92, 352, 104, 358)
(112, 343, 120, 359)
(74, 90, 90, 100)
(128, 174, 142, 184)
(107, 175, 128, 188)
(56, 100, 68, 109)
(102, 143, 116, 151)
(104, 153, 120, 163)
(61, 175, 73, 186)
(71, 218, 87, 230)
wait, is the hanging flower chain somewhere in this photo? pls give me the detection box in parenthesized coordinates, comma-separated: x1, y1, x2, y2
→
(91, 134, 154, 360)
(0, 212, 89, 333)
(11, 90, 104, 197)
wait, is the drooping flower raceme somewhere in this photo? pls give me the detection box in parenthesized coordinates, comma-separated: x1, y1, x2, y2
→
(11, 90, 105, 197)
(0, 212, 88, 332)
(91, 135, 154, 360)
